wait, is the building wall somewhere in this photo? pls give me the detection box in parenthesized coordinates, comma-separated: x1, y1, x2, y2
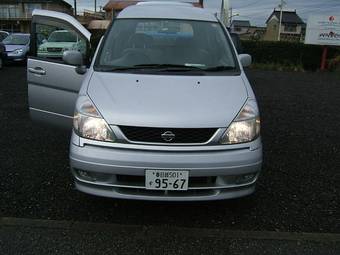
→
(264, 18, 279, 41)
(264, 18, 303, 42)
(0, 1, 72, 33)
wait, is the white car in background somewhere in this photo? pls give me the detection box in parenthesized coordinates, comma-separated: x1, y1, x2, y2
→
(37, 30, 86, 58)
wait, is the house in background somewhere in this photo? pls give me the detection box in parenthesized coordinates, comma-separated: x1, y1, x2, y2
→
(103, 0, 138, 19)
(77, 9, 106, 28)
(230, 20, 266, 41)
(264, 9, 306, 42)
(103, 0, 203, 20)
(230, 20, 251, 35)
(0, 0, 73, 33)
(242, 26, 267, 41)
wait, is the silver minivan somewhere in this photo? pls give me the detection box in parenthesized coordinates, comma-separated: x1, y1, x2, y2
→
(28, 2, 262, 201)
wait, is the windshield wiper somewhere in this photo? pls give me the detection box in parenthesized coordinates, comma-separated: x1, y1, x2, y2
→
(133, 64, 204, 71)
(203, 66, 236, 71)
(96, 64, 236, 73)
(96, 64, 204, 72)
(96, 66, 143, 72)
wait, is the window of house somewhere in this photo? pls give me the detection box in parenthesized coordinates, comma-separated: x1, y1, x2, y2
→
(284, 24, 297, 32)
(25, 4, 42, 15)
(0, 5, 20, 19)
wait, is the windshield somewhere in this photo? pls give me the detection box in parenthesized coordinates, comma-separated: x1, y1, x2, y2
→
(0, 32, 8, 42)
(95, 19, 238, 73)
(48, 31, 77, 43)
(3, 34, 29, 45)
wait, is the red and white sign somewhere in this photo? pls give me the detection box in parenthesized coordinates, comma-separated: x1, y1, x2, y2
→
(305, 15, 340, 46)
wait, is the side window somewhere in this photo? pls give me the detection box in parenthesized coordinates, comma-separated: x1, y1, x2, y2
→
(32, 20, 88, 63)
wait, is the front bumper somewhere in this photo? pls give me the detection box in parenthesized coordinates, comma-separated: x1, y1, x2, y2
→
(6, 53, 26, 61)
(70, 133, 262, 201)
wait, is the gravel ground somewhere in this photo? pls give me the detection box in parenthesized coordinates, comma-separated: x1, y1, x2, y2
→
(0, 66, 339, 234)
(1, 225, 339, 255)
(1, 218, 339, 255)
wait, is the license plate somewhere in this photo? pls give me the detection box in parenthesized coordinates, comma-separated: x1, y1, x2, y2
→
(145, 170, 189, 191)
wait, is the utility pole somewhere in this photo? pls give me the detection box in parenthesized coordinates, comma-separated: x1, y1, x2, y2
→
(278, 0, 286, 41)
(95, 0, 97, 13)
(220, 0, 230, 27)
(74, 0, 77, 17)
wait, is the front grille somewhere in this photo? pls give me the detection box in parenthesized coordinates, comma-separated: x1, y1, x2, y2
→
(47, 47, 62, 52)
(119, 126, 217, 144)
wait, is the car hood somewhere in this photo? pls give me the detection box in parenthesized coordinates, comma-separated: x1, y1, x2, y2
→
(87, 72, 248, 128)
(5, 44, 26, 52)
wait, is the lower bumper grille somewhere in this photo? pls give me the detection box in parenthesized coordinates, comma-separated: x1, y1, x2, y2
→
(116, 175, 217, 188)
(115, 187, 217, 197)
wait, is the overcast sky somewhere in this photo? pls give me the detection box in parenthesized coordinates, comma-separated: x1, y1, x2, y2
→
(65, 0, 340, 26)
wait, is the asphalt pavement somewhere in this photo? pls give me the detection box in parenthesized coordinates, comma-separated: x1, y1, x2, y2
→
(0, 66, 339, 254)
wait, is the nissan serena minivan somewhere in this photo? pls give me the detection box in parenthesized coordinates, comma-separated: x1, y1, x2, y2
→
(28, 2, 262, 201)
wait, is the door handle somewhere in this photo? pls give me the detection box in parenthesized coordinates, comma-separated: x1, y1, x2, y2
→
(28, 67, 46, 75)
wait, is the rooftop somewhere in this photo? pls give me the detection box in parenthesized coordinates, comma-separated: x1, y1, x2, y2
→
(117, 1, 215, 21)
(231, 20, 251, 27)
(266, 9, 304, 24)
(103, 0, 139, 11)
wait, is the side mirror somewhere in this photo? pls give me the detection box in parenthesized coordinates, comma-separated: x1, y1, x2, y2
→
(62, 50, 86, 74)
(42, 39, 47, 44)
(238, 54, 252, 68)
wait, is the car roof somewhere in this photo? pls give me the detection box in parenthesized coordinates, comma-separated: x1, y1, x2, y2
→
(117, 1, 217, 22)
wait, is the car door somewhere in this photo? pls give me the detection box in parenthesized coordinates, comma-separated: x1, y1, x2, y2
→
(28, 10, 91, 129)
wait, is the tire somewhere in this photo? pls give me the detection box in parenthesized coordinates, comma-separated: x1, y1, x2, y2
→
(0, 57, 3, 69)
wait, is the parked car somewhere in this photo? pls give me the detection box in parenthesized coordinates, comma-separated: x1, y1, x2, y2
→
(0, 41, 5, 69)
(28, 3, 262, 201)
(0, 30, 9, 41)
(3, 33, 30, 62)
(37, 30, 86, 58)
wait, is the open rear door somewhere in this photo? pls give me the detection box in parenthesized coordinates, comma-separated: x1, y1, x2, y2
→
(28, 10, 91, 129)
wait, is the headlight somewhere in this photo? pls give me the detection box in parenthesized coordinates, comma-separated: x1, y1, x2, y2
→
(73, 97, 115, 142)
(220, 99, 260, 144)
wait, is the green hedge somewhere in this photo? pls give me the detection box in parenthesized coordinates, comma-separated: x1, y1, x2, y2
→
(241, 41, 340, 71)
